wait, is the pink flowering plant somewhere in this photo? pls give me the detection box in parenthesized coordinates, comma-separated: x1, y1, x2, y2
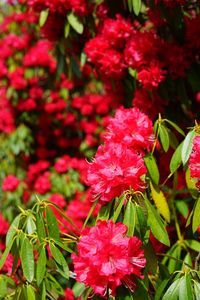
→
(0, 0, 200, 299)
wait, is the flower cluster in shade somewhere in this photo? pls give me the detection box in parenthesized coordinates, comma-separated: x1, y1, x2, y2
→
(72, 220, 146, 296)
(189, 135, 200, 189)
(86, 107, 154, 204)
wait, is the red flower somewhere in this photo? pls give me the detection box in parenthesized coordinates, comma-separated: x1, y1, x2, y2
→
(87, 143, 147, 203)
(189, 135, 200, 188)
(34, 172, 51, 194)
(2, 175, 20, 192)
(105, 107, 154, 152)
(0, 214, 9, 235)
(72, 220, 146, 296)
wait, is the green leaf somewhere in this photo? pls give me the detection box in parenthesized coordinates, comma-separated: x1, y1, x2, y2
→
(164, 119, 185, 136)
(181, 131, 196, 166)
(135, 204, 148, 241)
(170, 142, 183, 174)
(26, 285, 36, 300)
(6, 215, 21, 247)
(128, 0, 132, 11)
(72, 282, 86, 298)
(179, 274, 193, 300)
(162, 278, 181, 300)
(159, 125, 170, 152)
(39, 10, 49, 27)
(49, 243, 69, 279)
(150, 182, 170, 223)
(64, 22, 70, 38)
(144, 242, 157, 275)
(21, 237, 34, 282)
(185, 239, 200, 252)
(112, 195, 126, 223)
(185, 168, 199, 199)
(46, 206, 60, 240)
(144, 154, 160, 185)
(67, 12, 83, 34)
(123, 200, 136, 236)
(175, 200, 189, 218)
(132, 0, 142, 16)
(155, 279, 170, 300)
(36, 248, 46, 286)
(80, 52, 87, 67)
(192, 197, 200, 233)
(41, 283, 46, 300)
(36, 212, 46, 244)
(26, 216, 36, 234)
(97, 201, 112, 221)
(0, 237, 15, 270)
(194, 281, 200, 300)
(144, 196, 170, 246)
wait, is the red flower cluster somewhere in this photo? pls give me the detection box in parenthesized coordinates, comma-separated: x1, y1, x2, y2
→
(87, 107, 153, 203)
(189, 135, 200, 189)
(2, 175, 20, 192)
(72, 220, 146, 296)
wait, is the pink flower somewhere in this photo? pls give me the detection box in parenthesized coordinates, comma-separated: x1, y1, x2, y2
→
(105, 107, 154, 152)
(189, 135, 200, 188)
(2, 175, 20, 192)
(72, 220, 146, 296)
(86, 143, 147, 203)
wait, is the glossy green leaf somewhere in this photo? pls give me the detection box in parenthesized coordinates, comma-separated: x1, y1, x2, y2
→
(21, 237, 34, 282)
(0, 237, 15, 270)
(164, 119, 185, 136)
(26, 216, 36, 234)
(175, 200, 189, 218)
(26, 285, 36, 300)
(123, 200, 136, 236)
(144, 154, 160, 185)
(132, 0, 142, 15)
(159, 125, 170, 152)
(162, 278, 181, 300)
(36, 212, 46, 244)
(155, 279, 170, 300)
(144, 242, 157, 275)
(36, 247, 46, 286)
(64, 22, 70, 38)
(170, 142, 183, 174)
(135, 204, 148, 241)
(39, 10, 49, 27)
(72, 282, 86, 298)
(194, 281, 200, 300)
(49, 243, 69, 279)
(41, 283, 46, 300)
(46, 206, 60, 240)
(192, 197, 200, 233)
(144, 196, 170, 246)
(185, 239, 200, 252)
(128, 0, 132, 11)
(112, 195, 125, 223)
(179, 274, 193, 300)
(181, 131, 196, 166)
(6, 215, 21, 247)
(67, 12, 83, 34)
(97, 201, 112, 221)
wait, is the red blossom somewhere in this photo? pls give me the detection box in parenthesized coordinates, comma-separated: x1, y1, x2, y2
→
(2, 175, 20, 192)
(105, 107, 154, 152)
(87, 142, 147, 204)
(72, 220, 146, 296)
(189, 135, 200, 188)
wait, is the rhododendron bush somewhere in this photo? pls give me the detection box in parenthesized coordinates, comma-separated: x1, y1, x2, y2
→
(0, 0, 200, 299)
